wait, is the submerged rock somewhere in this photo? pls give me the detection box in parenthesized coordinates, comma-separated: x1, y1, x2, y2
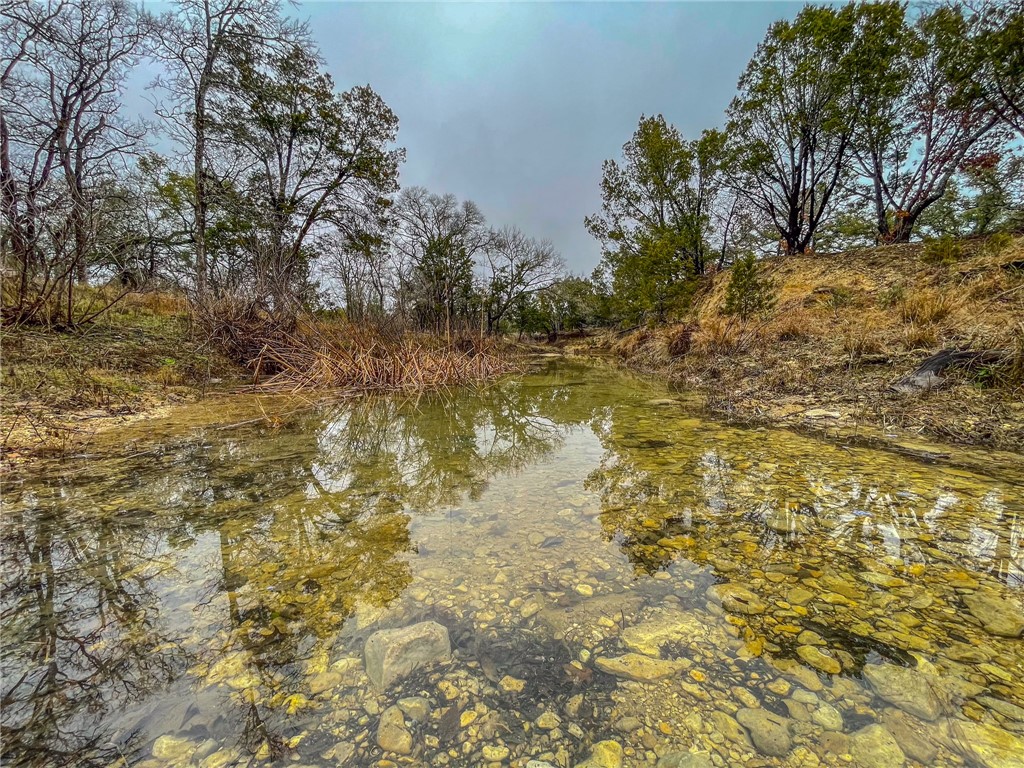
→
(656, 753, 713, 768)
(953, 721, 1024, 768)
(862, 662, 943, 721)
(708, 583, 766, 615)
(797, 645, 842, 674)
(765, 509, 810, 535)
(152, 735, 197, 763)
(880, 709, 940, 764)
(849, 724, 906, 768)
(620, 606, 725, 657)
(363, 620, 451, 690)
(376, 705, 413, 754)
(962, 591, 1024, 637)
(574, 740, 623, 768)
(594, 653, 687, 682)
(736, 707, 793, 757)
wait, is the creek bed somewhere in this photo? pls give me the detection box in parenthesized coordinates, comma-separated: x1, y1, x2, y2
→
(2, 360, 1022, 768)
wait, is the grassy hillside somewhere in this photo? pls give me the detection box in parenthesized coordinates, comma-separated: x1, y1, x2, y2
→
(573, 236, 1024, 451)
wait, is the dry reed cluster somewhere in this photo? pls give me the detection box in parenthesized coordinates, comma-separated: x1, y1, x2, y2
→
(250, 321, 518, 393)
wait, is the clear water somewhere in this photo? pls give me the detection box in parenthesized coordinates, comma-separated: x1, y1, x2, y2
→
(2, 359, 1022, 768)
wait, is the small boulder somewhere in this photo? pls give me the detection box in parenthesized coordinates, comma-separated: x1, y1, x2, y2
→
(963, 591, 1024, 638)
(797, 645, 842, 675)
(862, 663, 942, 721)
(656, 752, 713, 768)
(574, 740, 623, 768)
(376, 705, 413, 755)
(736, 707, 792, 757)
(849, 724, 905, 768)
(594, 653, 687, 682)
(364, 621, 451, 690)
(708, 583, 766, 615)
(953, 720, 1024, 768)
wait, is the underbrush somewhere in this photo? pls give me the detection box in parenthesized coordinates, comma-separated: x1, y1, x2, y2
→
(252, 321, 519, 392)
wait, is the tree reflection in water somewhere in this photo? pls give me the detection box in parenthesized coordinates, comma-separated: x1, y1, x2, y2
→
(1, 360, 1021, 767)
(0, 361, 586, 767)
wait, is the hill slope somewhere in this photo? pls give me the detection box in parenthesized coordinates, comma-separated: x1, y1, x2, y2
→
(576, 237, 1024, 451)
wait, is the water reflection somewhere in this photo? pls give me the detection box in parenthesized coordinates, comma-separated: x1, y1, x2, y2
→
(1, 360, 1022, 767)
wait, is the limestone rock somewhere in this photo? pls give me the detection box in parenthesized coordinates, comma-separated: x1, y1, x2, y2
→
(710, 711, 753, 749)
(797, 645, 841, 674)
(656, 752, 713, 768)
(862, 662, 943, 721)
(594, 653, 687, 682)
(152, 735, 197, 763)
(850, 724, 905, 768)
(363, 621, 451, 690)
(963, 591, 1024, 638)
(709, 583, 766, 615)
(736, 707, 793, 757)
(397, 696, 431, 722)
(574, 740, 623, 768)
(620, 606, 725, 657)
(376, 706, 413, 754)
(953, 721, 1024, 768)
(880, 709, 939, 765)
(308, 671, 343, 695)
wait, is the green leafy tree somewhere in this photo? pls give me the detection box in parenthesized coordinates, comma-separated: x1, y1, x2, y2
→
(585, 115, 722, 322)
(216, 41, 403, 317)
(726, 4, 863, 255)
(723, 254, 775, 321)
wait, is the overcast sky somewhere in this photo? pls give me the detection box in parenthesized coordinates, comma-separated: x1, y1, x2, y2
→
(132, 1, 803, 273)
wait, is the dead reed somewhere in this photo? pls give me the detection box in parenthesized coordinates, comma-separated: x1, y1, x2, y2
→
(249, 320, 518, 393)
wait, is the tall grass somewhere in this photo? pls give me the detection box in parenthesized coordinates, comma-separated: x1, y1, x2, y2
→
(248, 320, 517, 393)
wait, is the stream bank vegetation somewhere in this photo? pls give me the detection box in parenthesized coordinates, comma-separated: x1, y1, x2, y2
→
(2, 0, 1023, 460)
(569, 0, 1024, 451)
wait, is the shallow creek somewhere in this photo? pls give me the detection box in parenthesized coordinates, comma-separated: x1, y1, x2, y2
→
(2, 360, 1023, 768)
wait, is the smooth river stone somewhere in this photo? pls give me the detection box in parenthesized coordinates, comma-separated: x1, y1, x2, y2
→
(962, 591, 1024, 637)
(594, 653, 688, 682)
(849, 724, 906, 768)
(862, 662, 943, 721)
(708, 583, 766, 615)
(363, 621, 451, 690)
(736, 707, 793, 757)
(797, 645, 842, 674)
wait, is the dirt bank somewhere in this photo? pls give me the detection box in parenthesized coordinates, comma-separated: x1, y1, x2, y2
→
(569, 238, 1024, 453)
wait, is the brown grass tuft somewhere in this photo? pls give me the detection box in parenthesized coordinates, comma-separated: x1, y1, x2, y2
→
(898, 289, 957, 326)
(693, 317, 745, 355)
(251, 321, 518, 393)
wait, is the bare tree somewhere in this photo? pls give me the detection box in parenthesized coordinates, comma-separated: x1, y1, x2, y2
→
(1, 0, 147, 326)
(391, 187, 491, 336)
(482, 225, 563, 334)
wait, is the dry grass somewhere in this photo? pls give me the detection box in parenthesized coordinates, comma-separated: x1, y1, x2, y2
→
(692, 316, 745, 355)
(898, 289, 958, 325)
(583, 236, 1024, 451)
(251, 321, 518, 393)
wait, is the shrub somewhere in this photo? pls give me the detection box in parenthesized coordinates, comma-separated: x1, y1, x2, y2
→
(922, 236, 962, 266)
(723, 254, 776, 320)
(983, 232, 1014, 257)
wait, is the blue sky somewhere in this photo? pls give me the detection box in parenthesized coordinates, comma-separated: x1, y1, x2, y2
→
(133, 2, 804, 272)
